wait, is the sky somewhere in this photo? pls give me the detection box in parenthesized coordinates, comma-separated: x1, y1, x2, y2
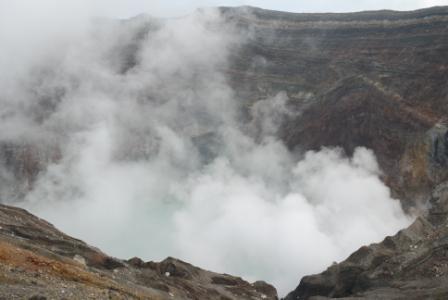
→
(81, 0, 448, 17)
(1, 0, 447, 19)
(116, 0, 448, 18)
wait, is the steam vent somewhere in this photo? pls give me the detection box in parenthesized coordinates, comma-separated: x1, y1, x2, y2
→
(0, 3, 448, 300)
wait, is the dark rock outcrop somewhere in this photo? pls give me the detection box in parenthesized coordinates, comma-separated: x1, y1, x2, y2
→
(285, 183, 448, 300)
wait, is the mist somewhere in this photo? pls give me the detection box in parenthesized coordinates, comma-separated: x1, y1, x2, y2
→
(0, 3, 413, 295)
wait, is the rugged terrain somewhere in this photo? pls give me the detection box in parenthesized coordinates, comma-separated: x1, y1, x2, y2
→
(285, 182, 448, 300)
(0, 204, 277, 299)
(1, 5, 448, 300)
(223, 7, 448, 299)
(220, 6, 448, 299)
(221, 5, 448, 208)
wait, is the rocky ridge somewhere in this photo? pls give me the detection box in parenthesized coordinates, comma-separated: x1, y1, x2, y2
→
(285, 182, 448, 300)
(0, 204, 277, 299)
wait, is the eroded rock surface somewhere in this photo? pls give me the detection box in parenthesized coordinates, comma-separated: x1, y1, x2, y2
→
(285, 183, 448, 300)
(0, 204, 277, 300)
(220, 6, 448, 209)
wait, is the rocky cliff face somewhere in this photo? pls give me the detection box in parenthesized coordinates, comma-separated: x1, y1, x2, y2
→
(220, 5, 448, 209)
(218, 6, 448, 299)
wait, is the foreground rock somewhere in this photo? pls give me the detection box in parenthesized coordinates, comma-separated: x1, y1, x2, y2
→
(0, 204, 277, 299)
(285, 183, 448, 300)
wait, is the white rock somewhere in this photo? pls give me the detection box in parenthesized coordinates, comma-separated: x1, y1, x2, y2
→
(73, 254, 86, 266)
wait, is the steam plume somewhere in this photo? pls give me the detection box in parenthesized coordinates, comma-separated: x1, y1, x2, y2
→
(0, 4, 412, 295)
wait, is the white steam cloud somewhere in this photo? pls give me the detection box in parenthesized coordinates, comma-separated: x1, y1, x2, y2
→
(0, 4, 412, 295)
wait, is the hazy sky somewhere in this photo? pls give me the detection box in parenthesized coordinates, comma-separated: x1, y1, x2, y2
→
(2, 0, 446, 19)
(86, 0, 448, 17)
